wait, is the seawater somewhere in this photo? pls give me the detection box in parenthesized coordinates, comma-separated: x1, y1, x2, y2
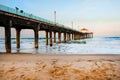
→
(0, 36, 120, 54)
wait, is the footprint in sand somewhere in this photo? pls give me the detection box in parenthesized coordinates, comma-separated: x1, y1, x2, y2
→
(5, 67, 17, 74)
(35, 62, 46, 71)
(51, 59, 58, 65)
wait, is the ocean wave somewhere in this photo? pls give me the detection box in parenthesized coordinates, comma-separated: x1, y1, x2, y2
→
(68, 40, 86, 44)
(0, 36, 120, 54)
(104, 36, 120, 40)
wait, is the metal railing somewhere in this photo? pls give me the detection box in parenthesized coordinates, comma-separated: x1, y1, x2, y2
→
(0, 4, 80, 32)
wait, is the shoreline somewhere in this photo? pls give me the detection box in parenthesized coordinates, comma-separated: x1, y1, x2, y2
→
(0, 52, 120, 55)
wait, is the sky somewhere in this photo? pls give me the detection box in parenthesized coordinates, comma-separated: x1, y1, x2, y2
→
(0, 0, 120, 37)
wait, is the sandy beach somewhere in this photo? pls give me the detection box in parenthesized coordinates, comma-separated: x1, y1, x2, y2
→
(0, 53, 120, 80)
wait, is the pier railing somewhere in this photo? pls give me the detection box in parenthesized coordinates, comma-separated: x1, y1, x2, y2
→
(0, 4, 78, 32)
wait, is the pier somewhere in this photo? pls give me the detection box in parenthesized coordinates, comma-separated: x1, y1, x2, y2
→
(0, 5, 93, 53)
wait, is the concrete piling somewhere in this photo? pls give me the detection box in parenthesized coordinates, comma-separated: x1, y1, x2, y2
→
(50, 31, 52, 46)
(34, 27, 39, 48)
(58, 32, 61, 44)
(5, 20, 12, 53)
(16, 28, 21, 48)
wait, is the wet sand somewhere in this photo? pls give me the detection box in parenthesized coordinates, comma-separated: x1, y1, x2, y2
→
(0, 53, 120, 80)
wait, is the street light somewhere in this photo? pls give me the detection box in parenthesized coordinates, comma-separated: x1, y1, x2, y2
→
(54, 11, 56, 26)
(72, 21, 73, 29)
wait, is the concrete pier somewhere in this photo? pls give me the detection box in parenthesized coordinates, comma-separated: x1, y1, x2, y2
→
(46, 31, 48, 45)
(74, 33, 76, 40)
(54, 32, 56, 43)
(50, 31, 52, 46)
(68, 34, 71, 40)
(5, 20, 12, 53)
(67, 33, 69, 41)
(64, 32, 67, 43)
(16, 28, 21, 48)
(0, 5, 93, 53)
(58, 32, 61, 44)
(34, 27, 39, 48)
(72, 33, 74, 40)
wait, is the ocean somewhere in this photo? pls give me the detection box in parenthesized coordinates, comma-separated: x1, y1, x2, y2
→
(0, 36, 120, 54)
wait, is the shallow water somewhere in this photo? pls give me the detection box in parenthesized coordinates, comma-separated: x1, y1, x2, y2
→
(0, 36, 120, 54)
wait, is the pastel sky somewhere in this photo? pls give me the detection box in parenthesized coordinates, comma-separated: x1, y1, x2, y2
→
(0, 0, 120, 37)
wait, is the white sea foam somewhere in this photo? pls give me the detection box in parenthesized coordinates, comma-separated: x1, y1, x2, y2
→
(0, 36, 120, 54)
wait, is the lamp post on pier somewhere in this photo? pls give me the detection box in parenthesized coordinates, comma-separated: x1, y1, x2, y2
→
(54, 11, 56, 43)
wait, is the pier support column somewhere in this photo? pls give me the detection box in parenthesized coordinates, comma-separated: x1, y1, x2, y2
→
(87, 33, 88, 38)
(78, 34, 79, 39)
(34, 27, 39, 48)
(50, 31, 52, 46)
(16, 28, 21, 48)
(58, 32, 61, 44)
(76, 34, 78, 40)
(88, 34, 89, 38)
(79, 34, 81, 39)
(76, 34, 77, 40)
(72, 33, 74, 40)
(85, 34, 87, 39)
(68, 34, 70, 40)
(46, 31, 48, 45)
(74, 33, 77, 40)
(54, 32, 56, 43)
(78, 34, 80, 39)
(88, 33, 90, 38)
(87, 34, 89, 38)
(5, 20, 12, 53)
(90, 34, 92, 38)
(64, 32, 67, 43)
(66, 33, 68, 41)
(68, 33, 70, 41)
(74, 34, 76, 40)
(67, 33, 69, 41)
(69, 34, 71, 40)
(92, 33, 93, 38)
